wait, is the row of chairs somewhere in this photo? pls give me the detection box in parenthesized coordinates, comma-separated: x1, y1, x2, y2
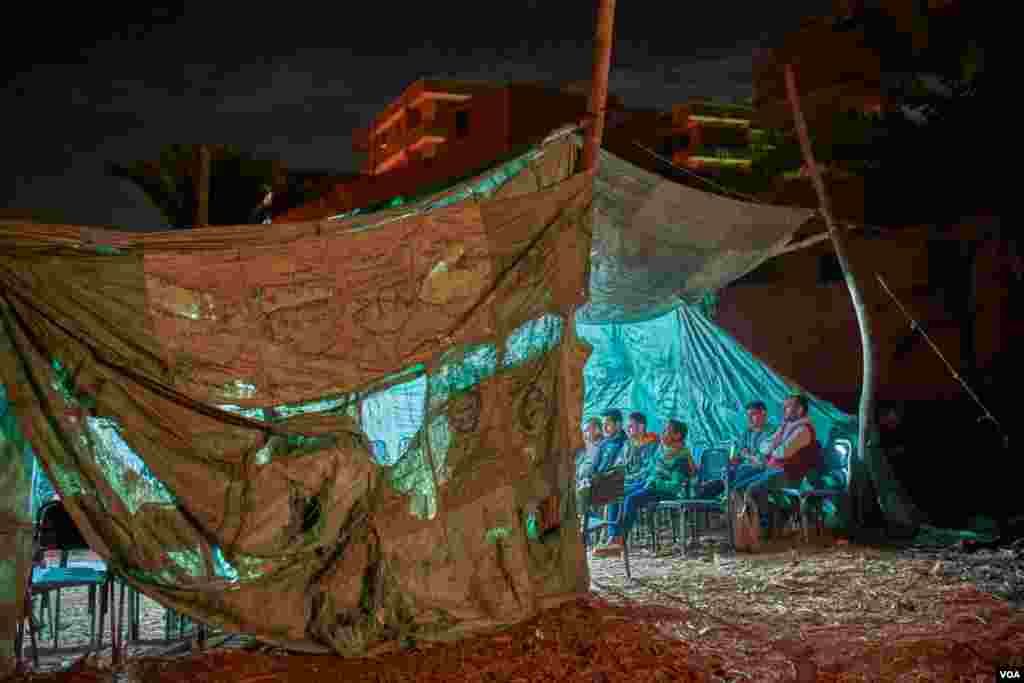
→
(14, 500, 205, 669)
(14, 437, 394, 668)
(582, 446, 735, 579)
(582, 440, 852, 577)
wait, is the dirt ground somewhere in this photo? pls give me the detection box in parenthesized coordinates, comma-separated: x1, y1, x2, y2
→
(8, 533, 1024, 682)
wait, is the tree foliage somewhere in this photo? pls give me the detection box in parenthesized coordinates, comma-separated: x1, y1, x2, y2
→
(106, 144, 277, 229)
(749, 4, 988, 222)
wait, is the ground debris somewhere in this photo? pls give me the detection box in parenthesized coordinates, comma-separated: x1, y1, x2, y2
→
(10, 537, 1024, 682)
(588, 533, 1024, 681)
(8, 598, 709, 682)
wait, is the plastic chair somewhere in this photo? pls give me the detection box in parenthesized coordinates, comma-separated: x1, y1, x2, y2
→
(581, 468, 631, 579)
(797, 439, 852, 542)
(739, 442, 846, 550)
(16, 500, 112, 668)
(651, 447, 733, 556)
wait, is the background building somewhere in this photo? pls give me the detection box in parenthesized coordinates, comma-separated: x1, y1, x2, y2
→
(274, 79, 625, 223)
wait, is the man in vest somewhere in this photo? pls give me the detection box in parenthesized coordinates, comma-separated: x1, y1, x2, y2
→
(737, 395, 820, 546)
(764, 395, 820, 483)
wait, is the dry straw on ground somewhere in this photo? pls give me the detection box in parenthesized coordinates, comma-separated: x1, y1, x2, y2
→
(11, 534, 1024, 682)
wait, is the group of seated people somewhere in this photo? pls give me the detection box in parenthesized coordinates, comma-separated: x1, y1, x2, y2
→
(575, 394, 822, 556)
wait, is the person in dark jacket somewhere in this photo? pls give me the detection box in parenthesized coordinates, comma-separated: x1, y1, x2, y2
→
(588, 409, 628, 549)
(575, 417, 604, 518)
(591, 409, 627, 475)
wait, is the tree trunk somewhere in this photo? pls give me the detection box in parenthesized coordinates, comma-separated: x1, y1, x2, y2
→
(784, 64, 879, 531)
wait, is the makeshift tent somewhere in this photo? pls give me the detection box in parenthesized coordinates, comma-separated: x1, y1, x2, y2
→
(0, 125, 914, 670)
(577, 305, 856, 452)
(578, 142, 925, 531)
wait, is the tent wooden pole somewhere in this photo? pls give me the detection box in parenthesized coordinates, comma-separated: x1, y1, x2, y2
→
(567, 0, 615, 456)
(566, 0, 616, 457)
(557, 0, 616, 580)
(784, 64, 875, 531)
(581, 0, 616, 172)
(195, 144, 211, 228)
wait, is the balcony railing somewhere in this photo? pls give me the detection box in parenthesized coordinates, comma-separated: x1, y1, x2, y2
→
(370, 125, 449, 160)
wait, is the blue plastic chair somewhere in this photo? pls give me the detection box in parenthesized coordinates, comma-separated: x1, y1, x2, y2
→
(16, 501, 111, 668)
(795, 438, 852, 542)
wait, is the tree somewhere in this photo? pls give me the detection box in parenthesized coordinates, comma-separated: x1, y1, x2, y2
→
(752, 2, 987, 225)
(106, 144, 278, 229)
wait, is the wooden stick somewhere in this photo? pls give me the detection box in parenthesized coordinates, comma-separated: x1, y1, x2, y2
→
(195, 144, 211, 228)
(784, 64, 876, 530)
(772, 222, 860, 257)
(581, 0, 617, 172)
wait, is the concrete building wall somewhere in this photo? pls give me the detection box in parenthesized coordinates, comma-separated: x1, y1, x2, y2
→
(506, 84, 590, 147)
(716, 219, 1017, 413)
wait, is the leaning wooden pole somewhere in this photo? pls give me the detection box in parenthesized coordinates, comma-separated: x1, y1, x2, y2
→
(784, 64, 875, 531)
(569, 0, 615, 458)
(568, 0, 616, 457)
(195, 144, 211, 228)
(581, 0, 616, 172)
(560, 0, 616, 592)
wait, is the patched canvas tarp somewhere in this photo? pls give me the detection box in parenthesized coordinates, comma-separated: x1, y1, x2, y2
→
(0, 385, 34, 668)
(0, 126, 822, 668)
(0, 131, 592, 666)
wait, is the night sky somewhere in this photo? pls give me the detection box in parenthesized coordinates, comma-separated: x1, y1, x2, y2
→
(2, 2, 829, 231)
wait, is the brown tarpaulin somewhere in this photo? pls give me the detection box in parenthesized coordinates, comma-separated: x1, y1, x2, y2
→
(0, 135, 591, 668)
